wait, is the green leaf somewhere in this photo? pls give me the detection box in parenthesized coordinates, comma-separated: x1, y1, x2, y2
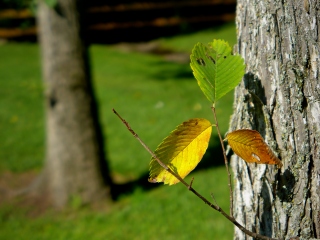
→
(149, 118, 212, 185)
(190, 39, 245, 104)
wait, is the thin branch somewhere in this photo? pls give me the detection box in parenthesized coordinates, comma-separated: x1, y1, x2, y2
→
(210, 193, 219, 206)
(113, 109, 280, 240)
(211, 106, 234, 217)
(188, 177, 194, 190)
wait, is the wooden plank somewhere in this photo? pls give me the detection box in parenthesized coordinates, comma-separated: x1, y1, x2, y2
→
(0, 27, 36, 38)
(88, 0, 236, 13)
(0, 9, 33, 19)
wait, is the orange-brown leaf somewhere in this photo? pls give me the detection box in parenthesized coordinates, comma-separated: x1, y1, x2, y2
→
(226, 129, 282, 167)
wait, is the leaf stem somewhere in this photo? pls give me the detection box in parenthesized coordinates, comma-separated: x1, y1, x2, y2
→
(113, 109, 280, 240)
(211, 106, 234, 217)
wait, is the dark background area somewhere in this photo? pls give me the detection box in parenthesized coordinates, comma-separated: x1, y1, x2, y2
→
(0, 0, 236, 43)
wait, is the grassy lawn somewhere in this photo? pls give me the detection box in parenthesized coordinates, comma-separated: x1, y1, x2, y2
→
(0, 23, 237, 239)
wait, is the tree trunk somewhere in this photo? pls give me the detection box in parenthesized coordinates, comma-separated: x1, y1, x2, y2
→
(37, 0, 112, 207)
(229, 0, 320, 239)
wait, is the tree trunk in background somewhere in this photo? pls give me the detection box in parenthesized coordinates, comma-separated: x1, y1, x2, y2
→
(37, 0, 112, 207)
(229, 0, 320, 239)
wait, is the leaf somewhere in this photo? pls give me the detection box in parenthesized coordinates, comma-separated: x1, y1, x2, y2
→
(190, 39, 245, 104)
(226, 129, 282, 168)
(149, 118, 212, 185)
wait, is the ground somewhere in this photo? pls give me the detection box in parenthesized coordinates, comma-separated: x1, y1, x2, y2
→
(0, 170, 53, 216)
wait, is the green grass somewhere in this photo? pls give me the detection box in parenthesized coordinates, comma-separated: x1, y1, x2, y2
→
(0, 167, 233, 240)
(157, 22, 237, 53)
(0, 43, 44, 172)
(92, 45, 234, 177)
(0, 23, 236, 239)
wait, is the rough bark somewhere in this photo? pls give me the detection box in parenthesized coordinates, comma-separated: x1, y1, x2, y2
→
(37, 0, 112, 207)
(229, 0, 320, 239)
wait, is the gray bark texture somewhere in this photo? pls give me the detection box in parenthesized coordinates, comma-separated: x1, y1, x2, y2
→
(229, 0, 320, 239)
(37, 0, 111, 207)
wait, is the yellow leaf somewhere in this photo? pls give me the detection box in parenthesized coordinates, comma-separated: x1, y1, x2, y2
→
(226, 129, 282, 167)
(149, 118, 212, 185)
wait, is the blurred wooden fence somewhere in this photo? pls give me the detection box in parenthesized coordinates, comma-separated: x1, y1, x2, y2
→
(0, 0, 236, 43)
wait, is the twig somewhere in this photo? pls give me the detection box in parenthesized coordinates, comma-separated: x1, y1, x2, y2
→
(189, 177, 194, 190)
(113, 109, 189, 185)
(211, 106, 234, 217)
(113, 108, 280, 240)
(210, 193, 219, 206)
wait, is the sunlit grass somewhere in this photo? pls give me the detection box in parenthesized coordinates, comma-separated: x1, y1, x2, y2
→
(92, 45, 234, 177)
(0, 23, 237, 239)
(0, 167, 233, 240)
(0, 43, 44, 171)
(157, 22, 237, 53)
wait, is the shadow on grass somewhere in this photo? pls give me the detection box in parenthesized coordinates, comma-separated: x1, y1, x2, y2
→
(148, 59, 195, 81)
(111, 135, 226, 200)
